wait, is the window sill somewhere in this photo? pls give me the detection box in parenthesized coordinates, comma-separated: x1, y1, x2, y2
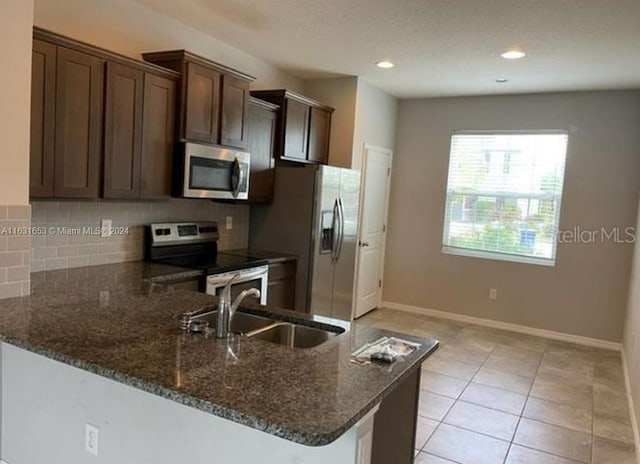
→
(441, 246, 556, 267)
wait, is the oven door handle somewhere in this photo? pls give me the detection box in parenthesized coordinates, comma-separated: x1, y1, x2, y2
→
(207, 266, 268, 285)
(231, 158, 243, 198)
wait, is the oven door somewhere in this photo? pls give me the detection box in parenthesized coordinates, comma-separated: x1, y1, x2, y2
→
(205, 265, 268, 305)
(183, 143, 250, 200)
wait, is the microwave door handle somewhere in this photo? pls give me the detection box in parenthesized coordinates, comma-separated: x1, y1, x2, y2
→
(231, 158, 243, 198)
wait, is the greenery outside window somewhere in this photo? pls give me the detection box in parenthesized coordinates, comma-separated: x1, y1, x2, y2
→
(442, 131, 569, 266)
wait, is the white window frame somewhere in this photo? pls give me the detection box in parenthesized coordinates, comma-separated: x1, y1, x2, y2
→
(441, 129, 569, 267)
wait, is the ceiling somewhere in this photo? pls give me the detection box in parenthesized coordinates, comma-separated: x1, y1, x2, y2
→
(131, 0, 640, 98)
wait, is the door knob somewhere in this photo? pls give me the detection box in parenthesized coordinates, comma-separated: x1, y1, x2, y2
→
(359, 241, 370, 247)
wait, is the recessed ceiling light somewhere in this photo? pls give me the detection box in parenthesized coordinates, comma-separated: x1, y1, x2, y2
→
(376, 60, 395, 69)
(501, 50, 526, 60)
(495, 77, 509, 83)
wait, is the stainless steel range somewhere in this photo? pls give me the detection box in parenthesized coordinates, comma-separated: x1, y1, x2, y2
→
(145, 222, 268, 303)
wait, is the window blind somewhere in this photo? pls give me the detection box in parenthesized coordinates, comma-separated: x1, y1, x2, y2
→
(442, 131, 568, 265)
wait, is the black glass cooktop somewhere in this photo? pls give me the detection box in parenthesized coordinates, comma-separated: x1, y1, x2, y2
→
(157, 252, 268, 275)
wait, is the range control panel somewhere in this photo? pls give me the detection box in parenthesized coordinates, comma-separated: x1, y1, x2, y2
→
(149, 222, 219, 246)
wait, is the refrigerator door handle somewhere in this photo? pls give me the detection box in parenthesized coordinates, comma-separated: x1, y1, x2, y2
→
(331, 199, 340, 262)
(335, 198, 345, 261)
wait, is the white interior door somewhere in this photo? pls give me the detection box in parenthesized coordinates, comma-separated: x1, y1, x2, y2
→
(354, 145, 392, 318)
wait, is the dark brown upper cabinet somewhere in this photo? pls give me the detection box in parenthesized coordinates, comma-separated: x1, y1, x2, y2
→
(104, 62, 144, 199)
(140, 74, 176, 200)
(250, 90, 334, 165)
(54, 47, 104, 199)
(103, 63, 177, 200)
(220, 75, 250, 149)
(142, 50, 255, 150)
(30, 39, 56, 197)
(184, 62, 220, 144)
(283, 99, 310, 161)
(247, 97, 278, 203)
(30, 28, 180, 201)
(307, 107, 331, 165)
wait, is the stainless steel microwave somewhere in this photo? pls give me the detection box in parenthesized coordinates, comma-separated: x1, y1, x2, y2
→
(178, 143, 250, 200)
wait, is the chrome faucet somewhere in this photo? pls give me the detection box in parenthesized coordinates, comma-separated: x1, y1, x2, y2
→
(215, 274, 261, 339)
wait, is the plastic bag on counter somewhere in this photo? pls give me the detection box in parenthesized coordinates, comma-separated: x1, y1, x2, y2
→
(351, 337, 421, 364)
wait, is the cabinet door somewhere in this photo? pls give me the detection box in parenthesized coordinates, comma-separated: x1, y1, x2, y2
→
(283, 99, 310, 160)
(371, 369, 421, 464)
(267, 279, 296, 309)
(266, 262, 296, 309)
(184, 62, 220, 144)
(30, 39, 56, 198)
(141, 74, 176, 200)
(307, 107, 331, 164)
(54, 47, 104, 198)
(103, 62, 144, 199)
(247, 101, 276, 202)
(220, 75, 249, 149)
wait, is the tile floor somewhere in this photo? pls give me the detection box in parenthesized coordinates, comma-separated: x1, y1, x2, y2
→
(360, 308, 637, 464)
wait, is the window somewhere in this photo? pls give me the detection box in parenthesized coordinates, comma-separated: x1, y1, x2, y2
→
(442, 131, 568, 266)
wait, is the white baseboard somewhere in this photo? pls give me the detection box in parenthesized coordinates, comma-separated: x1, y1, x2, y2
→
(621, 349, 640, 464)
(381, 301, 622, 351)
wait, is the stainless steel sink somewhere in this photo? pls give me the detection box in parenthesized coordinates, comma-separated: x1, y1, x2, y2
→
(192, 310, 274, 335)
(246, 322, 341, 349)
(184, 308, 342, 348)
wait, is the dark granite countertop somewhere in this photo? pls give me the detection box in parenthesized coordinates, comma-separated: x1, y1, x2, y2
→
(0, 262, 438, 446)
(223, 248, 297, 264)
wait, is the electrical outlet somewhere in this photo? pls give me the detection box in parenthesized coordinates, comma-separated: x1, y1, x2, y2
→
(101, 219, 112, 238)
(225, 216, 233, 230)
(489, 288, 497, 300)
(85, 423, 99, 456)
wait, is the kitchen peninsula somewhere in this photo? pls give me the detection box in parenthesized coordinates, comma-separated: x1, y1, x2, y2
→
(0, 262, 437, 464)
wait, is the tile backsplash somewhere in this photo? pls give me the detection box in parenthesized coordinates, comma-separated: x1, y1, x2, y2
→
(31, 199, 249, 272)
(0, 205, 31, 298)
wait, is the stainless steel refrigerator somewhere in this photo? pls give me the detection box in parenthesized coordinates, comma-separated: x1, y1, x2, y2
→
(249, 165, 360, 321)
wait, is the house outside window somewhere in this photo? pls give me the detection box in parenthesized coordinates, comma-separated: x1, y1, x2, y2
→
(442, 131, 569, 266)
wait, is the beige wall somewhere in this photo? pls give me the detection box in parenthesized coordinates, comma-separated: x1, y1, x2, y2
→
(305, 77, 358, 168)
(624, 195, 640, 441)
(305, 77, 397, 170)
(33, 0, 304, 91)
(0, 0, 34, 299)
(384, 91, 640, 342)
(0, 0, 33, 205)
(305, 77, 398, 170)
(352, 79, 398, 170)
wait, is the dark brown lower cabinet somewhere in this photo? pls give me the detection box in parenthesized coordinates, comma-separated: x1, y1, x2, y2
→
(267, 261, 296, 309)
(54, 46, 104, 199)
(141, 74, 176, 199)
(371, 368, 421, 464)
